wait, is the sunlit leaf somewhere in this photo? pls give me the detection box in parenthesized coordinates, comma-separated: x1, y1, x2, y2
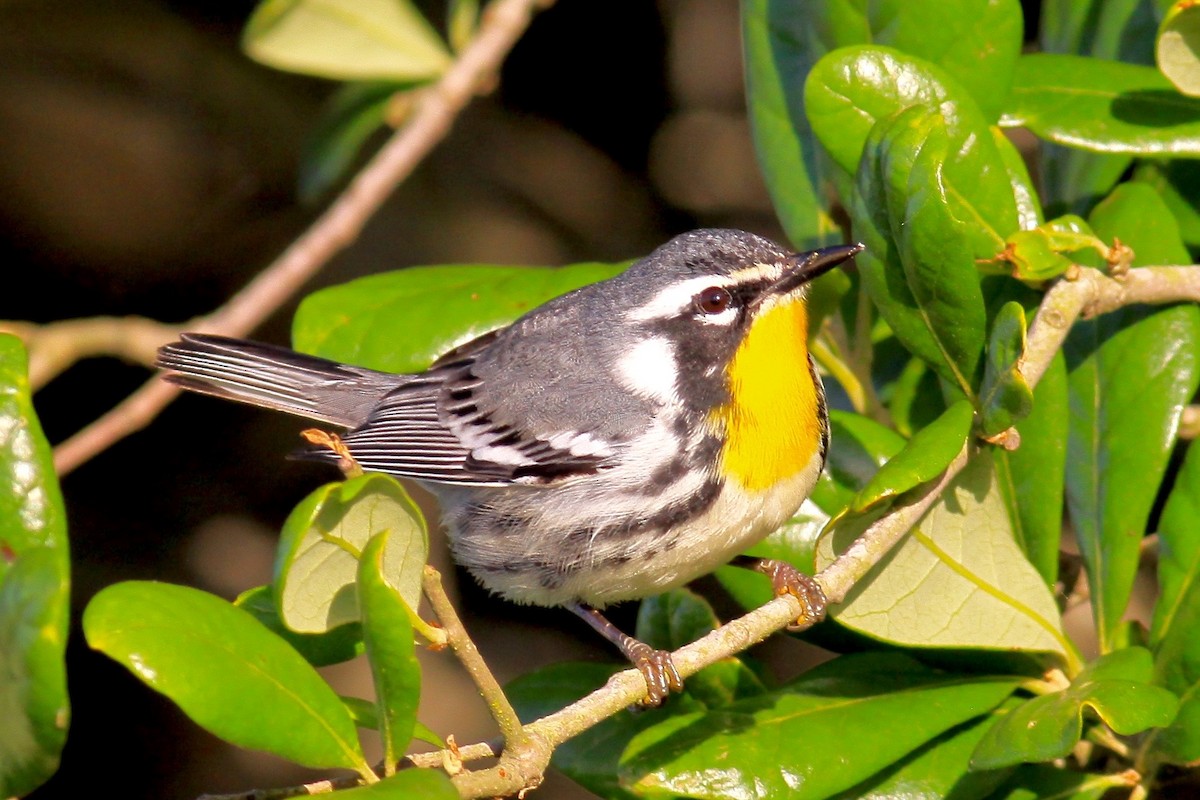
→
(243, 0, 451, 81)
(275, 474, 426, 634)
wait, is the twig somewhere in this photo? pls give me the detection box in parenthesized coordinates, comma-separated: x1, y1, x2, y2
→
(422, 566, 525, 744)
(0, 317, 179, 390)
(429, 264, 1200, 798)
(51, 0, 553, 477)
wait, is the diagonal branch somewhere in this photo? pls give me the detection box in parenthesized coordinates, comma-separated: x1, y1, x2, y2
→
(437, 264, 1200, 799)
(50, 0, 553, 477)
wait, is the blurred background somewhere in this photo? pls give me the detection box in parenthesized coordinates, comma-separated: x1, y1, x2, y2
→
(0, 1, 1040, 797)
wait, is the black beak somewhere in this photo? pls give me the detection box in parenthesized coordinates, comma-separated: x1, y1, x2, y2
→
(775, 243, 864, 295)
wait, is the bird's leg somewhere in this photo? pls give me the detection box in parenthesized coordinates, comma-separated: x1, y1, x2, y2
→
(569, 602, 683, 706)
(732, 556, 827, 631)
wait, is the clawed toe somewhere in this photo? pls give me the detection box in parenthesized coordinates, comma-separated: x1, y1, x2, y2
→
(756, 559, 827, 631)
(627, 641, 683, 706)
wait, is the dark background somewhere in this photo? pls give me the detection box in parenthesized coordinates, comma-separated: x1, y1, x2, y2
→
(0, 1, 1042, 797)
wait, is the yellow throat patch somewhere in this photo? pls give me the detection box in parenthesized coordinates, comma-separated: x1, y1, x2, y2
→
(712, 295, 821, 493)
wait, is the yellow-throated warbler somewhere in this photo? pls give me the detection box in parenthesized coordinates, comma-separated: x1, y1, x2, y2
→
(157, 229, 863, 704)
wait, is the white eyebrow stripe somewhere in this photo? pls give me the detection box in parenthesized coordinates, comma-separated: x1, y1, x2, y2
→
(623, 262, 784, 322)
(625, 275, 736, 321)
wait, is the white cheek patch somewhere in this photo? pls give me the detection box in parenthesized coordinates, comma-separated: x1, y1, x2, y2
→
(616, 336, 678, 402)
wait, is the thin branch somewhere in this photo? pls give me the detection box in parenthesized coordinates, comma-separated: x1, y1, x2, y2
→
(51, 0, 553, 477)
(433, 264, 1200, 798)
(422, 566, 525, 744)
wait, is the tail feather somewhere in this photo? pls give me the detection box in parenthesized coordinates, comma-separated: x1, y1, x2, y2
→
(156, 333, 405, 428)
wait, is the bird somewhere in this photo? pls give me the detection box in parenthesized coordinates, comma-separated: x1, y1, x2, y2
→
(157, 228, 863, 704)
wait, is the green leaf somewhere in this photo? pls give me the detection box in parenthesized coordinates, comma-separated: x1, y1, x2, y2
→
(979, 302, 1034, 436)
(1147, 440, 1200, 762)
(971, 648, 1179, 769)
(853, 399, 973, 513)
(84, 581, 371, 775)
(332, 768, 458, 799)
(992, 216, 1109, 284)
(987, 763, 1125, 800)
(1041, 0, 1160, 64)
(1133, 159, 1200, 258)
(636, 589, 766, 708)
(358, 531, 421, 769)
(293, 262, 626, 372)
(741, 0, 841, 248)
(994, 127, 1044, 231)
(820, 452, 1071, 658)
(1158, 1, 1200, 96)
(1065, 182, 1200, 652)
(243, 0, 451, 82)
(299, 81, 408, 203)
(235, 585, 364, 666)
(850, 106, 998, 395)
(888, 358, 947, 439)
(994, 351, 1068, 586)
(446, 0, 478, 53)
(619, 652, 1019, 800)
(828, 699, 1020, 800)
(0, 549, 69, 798)
(274, 474, 427, 634)
(507, 662, 683, 800)
(1037, 0, 1152, 216)
(0, 334, 69, 798)
(1003, 54, 1200, 155)
(743, 0, 1023, 242)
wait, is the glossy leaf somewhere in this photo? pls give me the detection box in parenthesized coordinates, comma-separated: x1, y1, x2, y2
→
(853, 399, 973, 513)
(828, 699, 1020, 800)
(507, 662, 688, 800)
(820, 452, 1071, 658)
(636, 589, 766, 708)
(274, 474, 426, 634)
(0, 335, 69, 798)
(994, 351, 1068, 586)
(1148, 441, 1200, 762)
(971, 648, 1179, 768)
(332, 769, 457, 799)
(807, 47, 1021, 249)
(980, 302, 1033, 436)
(84, 581, 371, 775)
(1003, 54, 1200, 155)
(741, 0, 840, 248)
(0, 549, 69, 798)
(299, 81, 408, 203)
(850, 105, 999, 395)
(243, 0, 451, 82)
(1133, 159, 1200, 257)
(994, 127, 1044, 231)
(1037, 0, 1151, 216)
(1158, 1, 1200, 96)
(1065, 182, 1200, 652)
(293, 262, 625, 372)
(618, 652, 1019, 800)
(358, 532, 420, 769)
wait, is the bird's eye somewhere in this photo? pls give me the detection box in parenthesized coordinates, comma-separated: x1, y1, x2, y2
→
(695, 287, 733, 315)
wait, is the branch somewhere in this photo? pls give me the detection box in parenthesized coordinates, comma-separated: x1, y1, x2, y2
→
(436, 264, 1200, 799)
(50, 0, 553, 477)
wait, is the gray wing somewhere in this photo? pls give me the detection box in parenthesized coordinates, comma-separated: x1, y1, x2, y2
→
(336, 350, 620, 486)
